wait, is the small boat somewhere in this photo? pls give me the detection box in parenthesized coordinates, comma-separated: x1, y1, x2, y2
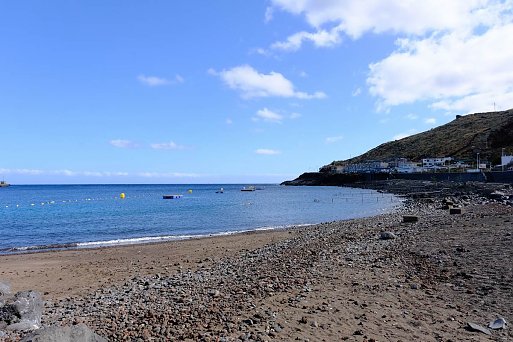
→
(0, 180, 10, 188)
(163, 194, 182, 199)
(215, 187, 224, 193)
(241, 186, 256, 192)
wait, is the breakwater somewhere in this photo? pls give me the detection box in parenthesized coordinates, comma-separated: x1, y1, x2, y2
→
(282, 170, 513, 186)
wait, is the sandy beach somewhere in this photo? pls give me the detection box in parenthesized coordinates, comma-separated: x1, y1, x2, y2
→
(1, 180, 512, 341)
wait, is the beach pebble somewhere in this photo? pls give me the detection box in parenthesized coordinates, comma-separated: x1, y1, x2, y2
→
(379, 231, 397, 240)
(466, 322, 491, 335)
(488, 317, 507, 330)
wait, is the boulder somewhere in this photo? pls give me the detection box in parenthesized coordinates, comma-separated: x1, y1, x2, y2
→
(21, 324, 108, 342)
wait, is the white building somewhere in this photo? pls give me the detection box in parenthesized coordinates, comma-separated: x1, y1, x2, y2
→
(422, 157, 452, 168)
(502, 155, 513, 166)
(394, 159, 423, 173)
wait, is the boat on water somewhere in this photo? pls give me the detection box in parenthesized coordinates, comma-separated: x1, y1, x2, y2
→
(0, 180, 10, 188)
(241, 186, 256, 192)
(216, 187, 224, 193)
(163, 194, 182, 199)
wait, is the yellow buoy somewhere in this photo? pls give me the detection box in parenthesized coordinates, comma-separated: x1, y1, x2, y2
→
(188, 189, 193, 194)
(120, 193, 126, 199)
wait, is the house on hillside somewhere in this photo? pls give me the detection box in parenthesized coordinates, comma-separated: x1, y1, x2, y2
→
(422, 157, 452, 169)
(343, 161, 389, 173)
(392, 159, 423, 173)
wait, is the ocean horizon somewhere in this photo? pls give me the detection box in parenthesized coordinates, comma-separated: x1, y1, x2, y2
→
(0, 184, 401, 254)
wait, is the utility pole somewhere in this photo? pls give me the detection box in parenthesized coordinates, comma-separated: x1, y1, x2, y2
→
(502, 148, 505, 172)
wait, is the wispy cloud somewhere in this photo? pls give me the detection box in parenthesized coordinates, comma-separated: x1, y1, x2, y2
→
(150, 141, 185, 150)
(226, 118, 233, 125)
(264, 6, 274, 23)
(253, 108, 284, 123)
(424, 117, 437, 124)
(210, 65, 326, 99)
(109, 139, 139, 149)
(137, 74, 184, 87)
(0, 168, 129, 177)
(255, 148, 281, 155)
(325, 136, 344, 144)
(352, 87, 361, 97)
(271, 26, 343, 51)
(405, 113, 419, 120)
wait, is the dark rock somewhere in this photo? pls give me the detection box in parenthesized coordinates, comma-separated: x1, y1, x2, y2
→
(466, 322, 491, 335)
(402, 215, 418, 223)
(449, 208, 463, 215)
(379, 231, 397, 240)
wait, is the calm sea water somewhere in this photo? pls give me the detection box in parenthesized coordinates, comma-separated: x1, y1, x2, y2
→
(0, 184, 401, 253)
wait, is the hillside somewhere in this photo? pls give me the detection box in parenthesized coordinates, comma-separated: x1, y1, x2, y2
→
(322, 109, 513, 170)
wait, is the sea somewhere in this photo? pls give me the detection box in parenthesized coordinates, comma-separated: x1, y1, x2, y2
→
(0, 184, 401, 254)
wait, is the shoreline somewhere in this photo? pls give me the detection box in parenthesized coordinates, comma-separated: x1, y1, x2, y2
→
(0, 185, 401, 255)
(1, 179, 512, 341)
(0, 223, 325, 257)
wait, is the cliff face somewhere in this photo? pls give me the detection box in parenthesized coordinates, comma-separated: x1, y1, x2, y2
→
(323, 109, 513, 170)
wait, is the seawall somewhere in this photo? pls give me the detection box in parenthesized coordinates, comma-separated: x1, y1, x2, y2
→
(282, 171, 513, 186)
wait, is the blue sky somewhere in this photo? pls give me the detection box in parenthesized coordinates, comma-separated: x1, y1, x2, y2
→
(2, 1, 513, 184)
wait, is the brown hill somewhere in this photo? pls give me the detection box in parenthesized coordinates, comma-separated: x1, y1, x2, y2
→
(322, 109, 513, 170)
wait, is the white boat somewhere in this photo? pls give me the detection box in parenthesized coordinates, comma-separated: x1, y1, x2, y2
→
(241, 186, 256, 192)
(0, 180, 10, 188)
(216, 188, 224, 193)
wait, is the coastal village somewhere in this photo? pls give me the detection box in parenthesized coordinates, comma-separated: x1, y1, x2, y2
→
(323, 154, 513, 174)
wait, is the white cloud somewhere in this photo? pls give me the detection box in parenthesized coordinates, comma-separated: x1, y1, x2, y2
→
(0, 168, 129, 177)
(110, 139, 138, 149)
(0, 168, 44, 175)
(425, 117, 437, 124)
(405, 113, 419, 120)
(137, 74, 170, 86)
(265, 6, 274, 23)
(137, 74, 184, 86)
(150, 141, 184, 150)
(368, 23, 513, 112)
(269, 1, 513, 113)
(271, 1, 505, 41)
(393, 129, 418, 141)
(325, 136, 344, 144)
(289, 112, 301, 119)
(255, 148, 281, 155)
(351, 87, 361, 97)
(212, 65, 326, 99)
(271, 26, 343, 51)
(253, 108, 284, 123)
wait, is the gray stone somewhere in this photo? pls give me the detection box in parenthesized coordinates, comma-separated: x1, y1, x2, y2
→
(379, 231, 397, 240)
(488, 317, 507, 330)
(20, 324, 108, 342)
(466, 322, 491, 335)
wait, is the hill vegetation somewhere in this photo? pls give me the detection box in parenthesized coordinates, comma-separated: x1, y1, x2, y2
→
(322, 109, 513, 170)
